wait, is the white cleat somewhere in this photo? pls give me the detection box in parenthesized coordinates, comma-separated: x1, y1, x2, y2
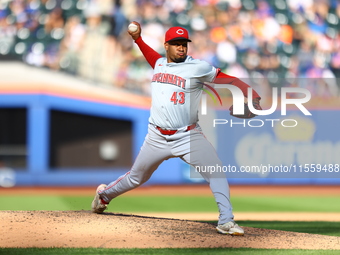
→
(216, 221, 244, 236)
(91, 184, 108, 214)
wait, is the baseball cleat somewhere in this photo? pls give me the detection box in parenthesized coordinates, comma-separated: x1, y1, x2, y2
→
(91, 184, 108, 214)
(216, 221, 244, 236)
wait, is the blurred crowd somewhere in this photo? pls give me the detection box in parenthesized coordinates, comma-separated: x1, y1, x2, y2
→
(1, 0, 340, 98)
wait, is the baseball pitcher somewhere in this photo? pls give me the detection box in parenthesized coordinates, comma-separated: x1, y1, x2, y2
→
(92, 22, 262, 235)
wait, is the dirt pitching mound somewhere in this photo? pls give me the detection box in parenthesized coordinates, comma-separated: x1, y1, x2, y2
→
(1, 210, 340, 250)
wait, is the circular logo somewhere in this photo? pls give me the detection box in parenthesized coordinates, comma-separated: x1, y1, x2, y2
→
(176, 29, 184, 35)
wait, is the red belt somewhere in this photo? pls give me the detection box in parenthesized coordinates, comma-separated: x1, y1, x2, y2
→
(156, 124, 196, 135)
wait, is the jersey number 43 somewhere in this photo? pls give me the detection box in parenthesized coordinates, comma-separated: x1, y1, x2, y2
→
(170, 92, 185, 105)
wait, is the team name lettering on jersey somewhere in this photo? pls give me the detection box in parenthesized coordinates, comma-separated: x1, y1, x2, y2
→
(152, 73, 186, 89)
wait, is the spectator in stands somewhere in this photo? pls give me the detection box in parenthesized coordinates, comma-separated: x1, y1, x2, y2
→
(0, 0, 339, 98)
(59, 15, 86, 74)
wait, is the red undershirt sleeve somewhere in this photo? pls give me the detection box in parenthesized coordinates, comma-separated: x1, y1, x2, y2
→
(213, 70, 261, 99)
(134, 36, 163, 69)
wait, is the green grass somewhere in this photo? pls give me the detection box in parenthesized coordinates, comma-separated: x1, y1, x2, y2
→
(1, 248, 339, 255)
(201, 220, 340, 237)
(0, 195, 217, 212)
(1, 195, 340, 212)
(239, 221, 340, 237)
(231, 197, 340, 212)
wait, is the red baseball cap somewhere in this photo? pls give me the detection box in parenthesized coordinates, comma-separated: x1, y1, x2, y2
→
(165, 27, 192, 42)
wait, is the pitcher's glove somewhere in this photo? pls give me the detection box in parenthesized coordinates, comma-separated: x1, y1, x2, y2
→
(229, 97, 262, 119)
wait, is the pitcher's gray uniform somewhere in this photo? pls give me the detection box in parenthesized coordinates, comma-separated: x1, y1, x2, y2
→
(99, 55, 233, 224)
(91, 24, 260, 235)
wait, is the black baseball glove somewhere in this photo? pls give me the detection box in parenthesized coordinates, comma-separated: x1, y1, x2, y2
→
(229, 98, 262, 119)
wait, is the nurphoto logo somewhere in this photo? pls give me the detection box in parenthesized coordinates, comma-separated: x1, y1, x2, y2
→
(200, 83, 312, 128)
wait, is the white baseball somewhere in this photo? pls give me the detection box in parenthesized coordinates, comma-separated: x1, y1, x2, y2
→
(128, 23, 138, 32)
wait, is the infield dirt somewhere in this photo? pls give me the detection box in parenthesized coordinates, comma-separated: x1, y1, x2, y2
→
(1, 210, 340, 249)
(1, 185, 340, 249)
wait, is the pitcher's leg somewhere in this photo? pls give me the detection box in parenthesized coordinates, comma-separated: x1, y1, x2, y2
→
(180, 130, 234, 225)
(100, 137, 172, 203)
(208, 177, 234, 224)
(191, 158, 234, 224)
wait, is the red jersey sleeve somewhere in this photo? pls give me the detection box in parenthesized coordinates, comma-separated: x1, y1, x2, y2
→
(134, 37, 163, 69)
(213, 70, 261, 99)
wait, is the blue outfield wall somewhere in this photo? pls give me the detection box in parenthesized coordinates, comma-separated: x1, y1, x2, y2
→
(212, 109, 340, 185)
(0, 93, 186, 186)
(0, 93, 339, 186)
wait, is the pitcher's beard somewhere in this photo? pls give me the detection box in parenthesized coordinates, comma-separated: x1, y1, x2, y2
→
(174, 56, 186, 63)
